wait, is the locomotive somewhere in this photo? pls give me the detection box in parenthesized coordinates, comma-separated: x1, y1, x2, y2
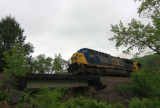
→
(68, 48, 141, 77)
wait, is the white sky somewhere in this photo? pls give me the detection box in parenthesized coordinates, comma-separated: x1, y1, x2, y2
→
(0, 0, 147, 60)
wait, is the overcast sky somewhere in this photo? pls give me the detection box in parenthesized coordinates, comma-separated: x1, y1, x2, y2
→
(0, 0, 147, 60)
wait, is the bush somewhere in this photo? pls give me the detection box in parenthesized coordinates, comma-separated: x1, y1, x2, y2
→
(107, 102, 125, 108)
(149, 71, 160, 97)
(115, 69, 160, 98)
(14, 87, 126, 108)
(30, 88, 66, 108)
(129, 98, 160, 108)
(60, 96, 125, 108)
(130, 69, 160, 97)
(131, 71, 152, 96)
(0, 81, 10, 102)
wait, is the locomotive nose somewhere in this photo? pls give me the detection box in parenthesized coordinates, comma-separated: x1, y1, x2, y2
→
(71, 53, 78, 64)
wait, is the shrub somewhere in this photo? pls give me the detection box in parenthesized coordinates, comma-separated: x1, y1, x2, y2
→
(131, 71, 152, 96)
(107, 102, 125, 108)
(0, 81, 10, 102)
(129, 98, 160, 108)
(30, 88, 66, 108)
(60, 96, 125, 108)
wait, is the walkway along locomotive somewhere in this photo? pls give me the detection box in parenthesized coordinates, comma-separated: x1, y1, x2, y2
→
(68, 48, 142, 77)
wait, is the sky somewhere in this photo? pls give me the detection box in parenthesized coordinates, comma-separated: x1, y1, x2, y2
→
(0, 0, 148, 60)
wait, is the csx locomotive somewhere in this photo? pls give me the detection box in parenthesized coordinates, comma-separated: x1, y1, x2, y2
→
(68, 48, 141, 76)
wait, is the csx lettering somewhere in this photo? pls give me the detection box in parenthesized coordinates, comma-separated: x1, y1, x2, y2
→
(111, 59, 120, 65)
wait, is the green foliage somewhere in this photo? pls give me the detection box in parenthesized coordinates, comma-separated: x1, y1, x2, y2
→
(129, 98, 160, 108)
(3, 43, 29, 76)
(136, 0, 160, 18)
(0, 91, 10, 103)
(2, 43, 29, 85)
(128, 68, 160, 97)
(109, 0, 160, 55)
(60, 96, 106, 108)
(14, 87, 125, 108)
(118, 69, 160, 97)
(60, 96, 125, 108)
(0, 81, 10, 102)
(134, 54, 160, 72)
(131, 71, 152, 96)
(32, 54, 53, 74)
(107, 102, 125, 108)
(31, 54, 68, 74)
(150, 72, 160, 96)
(15, 91, 32, 108)
(116, 54, 160, 97)
(130, 54, 160, 96)
(114, 84, 133, 92)
(52, 54, 68, 74)
(0, 15, 34, 72)
(30, 88, 66, 108)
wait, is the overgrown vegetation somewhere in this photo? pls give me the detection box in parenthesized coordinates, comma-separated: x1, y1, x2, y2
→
(30, 54, 68, 74)
(2, 43, 30, 86)
(130, 54, 160, 97)
(15, 88, 125, 108)
(115, 54, 160, 107)
(0, 16, 34, 72)
(109, 0, 160, 56)
(109, 0, 160, 107)
(0, 0, 160, 107)
(129, 98, 160, 108)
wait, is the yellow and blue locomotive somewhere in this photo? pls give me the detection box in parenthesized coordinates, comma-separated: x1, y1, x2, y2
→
(68, 48, 141, 76)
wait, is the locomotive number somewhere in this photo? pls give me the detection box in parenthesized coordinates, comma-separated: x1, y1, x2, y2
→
(111, 59, 120, 65)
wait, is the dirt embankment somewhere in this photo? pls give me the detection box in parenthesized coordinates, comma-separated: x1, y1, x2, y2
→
(63, 76, 137, 106)
(92, 76, 135, 106)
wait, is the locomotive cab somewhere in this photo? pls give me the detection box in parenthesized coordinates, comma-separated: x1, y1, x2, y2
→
(71, 53, 88, 65)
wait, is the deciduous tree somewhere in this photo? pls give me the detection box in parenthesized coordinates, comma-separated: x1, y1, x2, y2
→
(109, 0, 160, 56)
(0, 15, 34, 72)
(32, 54, 53, 74)
(52, 54, 68, 74)
(2, 43, 29, 85)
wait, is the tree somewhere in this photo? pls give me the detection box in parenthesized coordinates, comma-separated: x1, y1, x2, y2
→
(32, 54, 53, 74)
(0, 15, 34, 72)
(52, 54, 68, 74)
(2, 43, 29, 85)
(109, 0, 160, 56)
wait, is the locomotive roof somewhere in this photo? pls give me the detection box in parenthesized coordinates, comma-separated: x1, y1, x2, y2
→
(77, 48, 132, 62)
(77, 48, 111, 56)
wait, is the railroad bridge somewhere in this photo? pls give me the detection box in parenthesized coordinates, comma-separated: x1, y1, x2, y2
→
(17, 74, 106, 91)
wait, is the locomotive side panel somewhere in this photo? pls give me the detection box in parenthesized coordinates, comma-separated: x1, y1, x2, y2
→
(79, 49, 134, 71)
(96, 53, 110, 66)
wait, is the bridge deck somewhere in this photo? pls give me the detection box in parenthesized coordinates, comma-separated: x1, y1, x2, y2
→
(17, 74, 106, 90)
